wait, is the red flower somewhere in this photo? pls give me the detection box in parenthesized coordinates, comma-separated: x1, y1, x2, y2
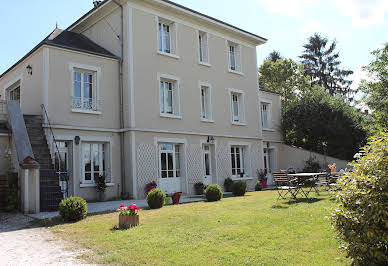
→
(120, 205, 125, 208)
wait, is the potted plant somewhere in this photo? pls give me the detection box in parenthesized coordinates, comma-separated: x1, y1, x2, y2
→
(118, 204, 140, 229)
(194, 181, 205, 195)
(145, 180, 157, 194)
(239, 172, 245, 177)
(224, 177, 233, 192)
(95, 175, 107, 202)
(257, 169, 267, 189)
(328, 163, 337, 173)
(170, 192, 182, 204)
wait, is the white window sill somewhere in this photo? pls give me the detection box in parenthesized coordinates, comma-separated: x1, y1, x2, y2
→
(72, 109, 101, 115)
(199, 61, 212, 67)
(160, 113, 182, 119)
(157, 51, 180, 59)
(262, 128, 275, 132)
(80, 183, 115, 188)
(232, 177, 254, 181)
(201, 118, 215, 123)
(232, 121, 247, 126)
(228, 69, 244, 76)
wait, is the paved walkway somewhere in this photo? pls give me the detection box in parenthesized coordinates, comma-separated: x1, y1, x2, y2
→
(0, 213, 89, 265)
(28, 196, 205, 219)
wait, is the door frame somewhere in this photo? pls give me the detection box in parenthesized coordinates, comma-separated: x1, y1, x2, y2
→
(200, 139, 217, 186)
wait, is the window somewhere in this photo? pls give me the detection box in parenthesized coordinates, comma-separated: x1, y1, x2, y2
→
(231, 146, 245, 176)
(198, 31, 209, 64)
(200, 84, 212, 120)
(72, 69, 97, 111)
(159, 75, 180, 117)
(8, 86, 20, 101)
(82, 143, 106, 184)
(158, 18, 177, 55)
(228, 41, 242, 72)
(159, 143, 181, 178)
(261, 102, 271, 129)
(229, 90, 245, 124)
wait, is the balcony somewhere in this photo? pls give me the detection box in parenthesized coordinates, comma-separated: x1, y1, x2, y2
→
(71, 97, 101, 114)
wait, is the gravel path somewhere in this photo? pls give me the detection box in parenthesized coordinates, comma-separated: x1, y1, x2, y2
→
(0, 213, 90, 265)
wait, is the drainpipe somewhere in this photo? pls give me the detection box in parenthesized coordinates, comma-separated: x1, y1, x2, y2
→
(112, 0, 126, 196)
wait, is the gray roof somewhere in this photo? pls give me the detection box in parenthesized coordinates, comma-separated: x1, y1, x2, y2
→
(0, 28, 118, 79)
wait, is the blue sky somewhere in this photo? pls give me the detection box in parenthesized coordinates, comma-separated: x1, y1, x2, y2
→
(1, 0, 387, 89)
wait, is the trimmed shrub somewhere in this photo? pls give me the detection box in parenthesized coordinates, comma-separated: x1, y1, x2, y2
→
(232, 181, 247, 196)
(146, 189, 165, 209)
(205, 184, 223, 202)
(59, 197, 87, 222)
(255, 181, 262, 191)
(224, 177, 233, 192)
(302, 155, 321, 172)
(331, 131, 388, 265)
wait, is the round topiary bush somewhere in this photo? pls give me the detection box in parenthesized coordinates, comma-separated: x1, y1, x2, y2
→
(232, 181, 247, 196)
(224, 177, 233, 192)
(58, 197, 87, 222)
(255, 181, 262, 191)
(146, 189, 165, 209)
(204, 184, 223, 202)
(331, 131, 388, 265)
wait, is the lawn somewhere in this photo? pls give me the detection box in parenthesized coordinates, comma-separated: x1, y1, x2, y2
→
(47, 191, 350, 265)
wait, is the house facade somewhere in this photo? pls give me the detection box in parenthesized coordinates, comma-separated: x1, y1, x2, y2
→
(0, 0, 269, 202)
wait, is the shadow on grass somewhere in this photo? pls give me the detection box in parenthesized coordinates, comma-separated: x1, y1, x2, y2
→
(271, 205, 289, 209)
(285, 198, 324, 205)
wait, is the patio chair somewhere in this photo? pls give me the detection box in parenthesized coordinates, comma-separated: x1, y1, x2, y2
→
(327, 173, 342, 191)
(273, 172, 298, 200)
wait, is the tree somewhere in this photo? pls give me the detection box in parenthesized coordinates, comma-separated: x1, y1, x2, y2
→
(331, 131, 388, 265)
(300, 33, 354, 98)
(266, 50, 282, 62)
(282, 87, 368, 160)
(359, 43, 388, 130)
(258, 58, 310, 108)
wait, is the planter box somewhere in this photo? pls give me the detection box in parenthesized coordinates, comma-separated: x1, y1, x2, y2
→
(119, 215, 139, 229)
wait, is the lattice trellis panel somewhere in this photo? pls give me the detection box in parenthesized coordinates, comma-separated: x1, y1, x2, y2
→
(186, 144, 203, 191)
(136, 144, 157, 198)
(250, 143, 262, 176)
(216, 142, 232, 184)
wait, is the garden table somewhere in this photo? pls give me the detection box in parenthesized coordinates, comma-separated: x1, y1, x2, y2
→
(287, 173, 323, 199)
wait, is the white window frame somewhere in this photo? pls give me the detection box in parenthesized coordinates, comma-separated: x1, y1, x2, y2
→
(227, 41, 243, 75)
(158, 143, 182, 179)
(158, 73, 181, 119)
(8, 83, 21, 101)
(228, 88, 246, 126)
(3, 75, 23, 104)
(229, 141, 251, 178)
(157, 17, 179, 59)
(81, 141, 109, 185)
(199, 81, 213, 122)
(198, 30, 210, 66)
(69, 63, 101, 115)
(260, 99, 272, 130)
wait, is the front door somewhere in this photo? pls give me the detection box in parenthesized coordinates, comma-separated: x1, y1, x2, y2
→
(202, 144, 212, 186)
(158, 143, 181, 193)
(264, 148, 276, 184)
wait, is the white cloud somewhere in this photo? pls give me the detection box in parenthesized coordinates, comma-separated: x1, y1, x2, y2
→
(257, 0, 315, 17)
(302, 20, 327, 34)
(333, 0, 388, 28)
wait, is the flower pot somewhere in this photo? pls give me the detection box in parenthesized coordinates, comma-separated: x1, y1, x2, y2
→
(119, 215, 139, 229)
(331, 167, 336, 173)
(260, 178, 267, 189)
(172, 195, 181, 204)
(164, 196, 171, 205)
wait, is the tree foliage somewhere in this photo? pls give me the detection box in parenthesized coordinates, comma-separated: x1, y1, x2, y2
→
(359, 43, 388, 130)
(266, 50, 282, 62)
(300, 33, 354, 98)
(259, 58, 310, 107)
(331, 131, 388, 265)
(282, 87, 368, 160)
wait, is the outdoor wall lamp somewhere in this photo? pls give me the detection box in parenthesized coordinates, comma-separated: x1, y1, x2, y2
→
(26, 65, 32, 75)
(75, 136, 80, 145)
(207, 136, 215, 143)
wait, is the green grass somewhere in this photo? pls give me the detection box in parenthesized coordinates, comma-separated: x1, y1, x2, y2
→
(47, 191, 350, 265)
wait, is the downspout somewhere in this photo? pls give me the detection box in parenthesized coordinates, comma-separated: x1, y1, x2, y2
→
(112, 0, 126, 196)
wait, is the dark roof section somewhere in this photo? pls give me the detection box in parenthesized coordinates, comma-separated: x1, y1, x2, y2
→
(0, 28, 118, 79)
(259, 87, 282, 95)
(67, 0, 267, 43)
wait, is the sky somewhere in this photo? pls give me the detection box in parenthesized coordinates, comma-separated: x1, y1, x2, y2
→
(0, 0, 387, 91)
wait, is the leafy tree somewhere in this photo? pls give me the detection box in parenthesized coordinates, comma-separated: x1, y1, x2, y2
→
(282, 87, 368, 160)
(258, 58, 310, 108)
(266, 50, 282, 62)
(359, 43, 388, 130)
(300, 33, 354, 98)
(331, 131, 388, 265)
